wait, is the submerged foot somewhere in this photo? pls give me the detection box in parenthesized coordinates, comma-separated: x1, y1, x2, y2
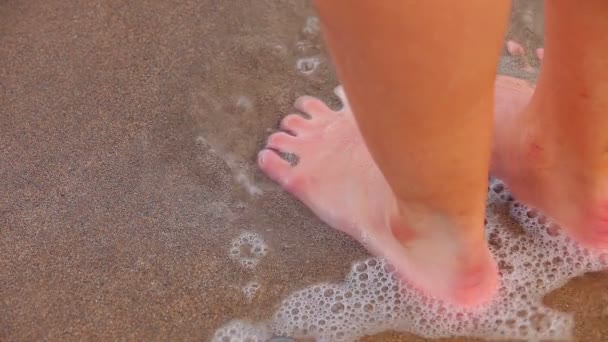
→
(260, 74, 608, 306)
(258, 86, 501, 306)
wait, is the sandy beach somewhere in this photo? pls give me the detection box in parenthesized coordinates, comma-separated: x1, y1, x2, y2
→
(2, 0, 607, 341)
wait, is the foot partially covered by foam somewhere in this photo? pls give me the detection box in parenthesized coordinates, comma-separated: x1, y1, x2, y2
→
(491, 75, 608, 251)
(258, 85, 504, 306)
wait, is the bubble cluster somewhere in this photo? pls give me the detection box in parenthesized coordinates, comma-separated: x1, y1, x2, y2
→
(229, 232, 268, 269)
(215, 179, 607, 341)
(295, 16, 322, 76)
(213, 320, 271, 342)
(242, 281, 261, 301)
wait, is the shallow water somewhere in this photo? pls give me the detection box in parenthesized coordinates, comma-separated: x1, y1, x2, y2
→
(2, 1, 608, 341)
(214, 180, 608, 341)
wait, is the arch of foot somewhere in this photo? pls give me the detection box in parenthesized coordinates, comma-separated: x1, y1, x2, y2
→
(214, 180, 606, 341)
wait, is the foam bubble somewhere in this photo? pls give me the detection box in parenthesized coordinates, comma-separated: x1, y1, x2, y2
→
(296, 57, 320, 75)
(302, 16, 320, 38)
(229, 232, 268, 269)
(295, 40, 314, 54)
(242, 281, 261, 301)
(212, 320, 271, 342)
(215, 179, 606, 341)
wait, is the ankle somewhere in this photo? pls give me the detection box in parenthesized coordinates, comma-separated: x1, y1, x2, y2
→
(391, 198, 486, 248)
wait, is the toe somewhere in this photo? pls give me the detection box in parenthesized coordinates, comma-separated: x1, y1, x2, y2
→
(536, 48, 544, 60)
(506, 40, 525, 56)
(294, 95, 332, 118)
(266, 132, 300, 154)
(258, 149, 293, 186)
(280, 114, 312, 135)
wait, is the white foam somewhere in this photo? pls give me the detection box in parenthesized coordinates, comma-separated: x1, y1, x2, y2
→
(235, 171, 263, 196)
(221, 152, 263, 197)
(242, 281, 261, 302)
(213, 321, 272, 342)
(229, 232, 268, 270)
(302, 16, 320, 38)
(296, 57, 320, 75)
(196, 137, 264, 197)
(295, 40, 314, 54)
(214, 180, 607, 341)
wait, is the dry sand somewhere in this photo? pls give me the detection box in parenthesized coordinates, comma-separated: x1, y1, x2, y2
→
(1, 0, 607, 341)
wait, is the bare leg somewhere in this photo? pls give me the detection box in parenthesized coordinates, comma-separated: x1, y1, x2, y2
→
(259, 1, 511, 305)
(493, 0, 608, 249)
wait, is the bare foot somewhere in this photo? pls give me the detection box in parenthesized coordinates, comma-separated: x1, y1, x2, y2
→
(258, 85, 511, 306)
(492, 76, 608, 250)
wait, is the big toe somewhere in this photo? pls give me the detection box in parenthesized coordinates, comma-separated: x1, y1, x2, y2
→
(258, 149, 293, 187)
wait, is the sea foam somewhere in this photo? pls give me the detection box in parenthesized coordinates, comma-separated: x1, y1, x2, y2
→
(214, 179, 607, 341)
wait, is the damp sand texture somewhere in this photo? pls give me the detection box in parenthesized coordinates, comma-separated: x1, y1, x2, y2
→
(2, 0, 608, 341)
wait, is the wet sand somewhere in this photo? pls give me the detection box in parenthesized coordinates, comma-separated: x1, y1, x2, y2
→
(1, 0, 607, 341)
